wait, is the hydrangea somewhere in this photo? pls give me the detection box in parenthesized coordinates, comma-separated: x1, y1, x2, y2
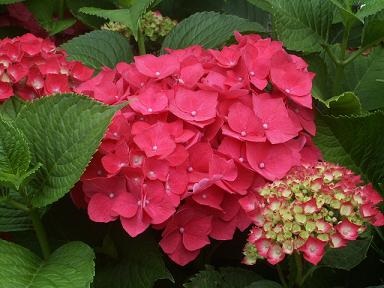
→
(74, 32, 320, 265)
(242, 162, 384, 266)
(0, 33, 94, 101)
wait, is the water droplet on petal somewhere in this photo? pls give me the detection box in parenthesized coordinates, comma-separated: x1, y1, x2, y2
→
(152, 145, 158, 151)
(147, 107, 153, 113)
(249, 71, 255, 76)
(240, 130, 247, 137)
(191, 110, 197, 116)
(155, 71, 161, 76)
(179, 227, 185, 233)
(285, 88, 291, 93)
(259, 162, 265, 169)
(262, 123, 269, 129)
(187, 166, 193, 172)
(109, 193, 115, 198)
(202, 194, 207, 199)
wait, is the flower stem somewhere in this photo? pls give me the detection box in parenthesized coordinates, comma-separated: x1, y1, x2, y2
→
(294, 253, 303, 287)
(29, 209, 51, 260)
(277, 264, 288, 288)
(332, 23, 351, 95)
(137, 29, 146, 55)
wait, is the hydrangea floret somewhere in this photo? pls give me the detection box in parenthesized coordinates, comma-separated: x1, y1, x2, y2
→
(243, 162, 384, 266)
(0, 33, 94, 101)
(73, 32, 321, 266)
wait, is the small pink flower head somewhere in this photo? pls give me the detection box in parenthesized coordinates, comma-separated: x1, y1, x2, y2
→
(0, 33, 93, 102)
(243, 161, 384, 266)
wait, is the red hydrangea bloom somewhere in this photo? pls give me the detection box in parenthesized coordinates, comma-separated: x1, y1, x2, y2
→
(74, 32, 320, 266)
(0, 33, 93, 101)
(243, 162, 384, 266)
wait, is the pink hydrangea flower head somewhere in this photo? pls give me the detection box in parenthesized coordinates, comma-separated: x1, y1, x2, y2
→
(75, 32, 319, 266)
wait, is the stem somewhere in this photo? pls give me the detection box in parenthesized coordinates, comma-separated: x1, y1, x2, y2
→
(332, 23, 352, 95)
(323, 45, 341, 65)
(137, 28, 146, 55)
(294, 253, 303, 287)
(298, 266, 317, 287)
(30, 209, 51, 260)
(58, 0, 65, 19)
(6, 199, 30, 212)
(277, 264, 288, 288)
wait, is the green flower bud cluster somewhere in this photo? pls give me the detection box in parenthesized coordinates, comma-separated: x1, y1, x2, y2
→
(101, 11, 177, 42)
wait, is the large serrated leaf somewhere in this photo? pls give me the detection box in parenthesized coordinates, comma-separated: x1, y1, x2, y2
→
(161, 11, 265, 51)
(343, 46, 384, 111)
(61, 30, 133, 70)
(271, 0, 334, 52)
(0, 240, 95, 288)
(93, 232, 173, 288)
(15, 94, 120, 207)
(320, 236, 372, 270)
(0, 117, 31, 187)
(314, 111, 384, 191)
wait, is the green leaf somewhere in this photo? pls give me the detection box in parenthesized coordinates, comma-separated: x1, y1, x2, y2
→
(0, 203, 31, 232)
(224, 0, 272, 29)
(15, 94, 120, 207)
(0, 190, 31, 232)
(93, 232, 173, 288)
(0, 97, 26, 121)
(161, 11, 265, 50)
(49, 19, 77, 36)
(328, 0, 361, 25)
(362, 10, 384, 47)
(247, 0, 273, 13)
(79, 0, 157, 39)
(61, 30, 133, 70)
(184, 266, 261, 288)
(220, 267, 262, 288)
(246, 280, 283, 288)
(314, 111, 384, 189)
(66, 0, 116, 28)
(0, 117, 31, 188)
(320, 236, 372, 270)
(0, 240, 95, 288)
(343, 46, 384, 110)
(321, 92, 362, 115)
(355, 0, 384, 20)
(26, 0, 76, 35)
(271, 0, 334, 52)
(307, 54, 333, 102)
(184, 267, 222, 288)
